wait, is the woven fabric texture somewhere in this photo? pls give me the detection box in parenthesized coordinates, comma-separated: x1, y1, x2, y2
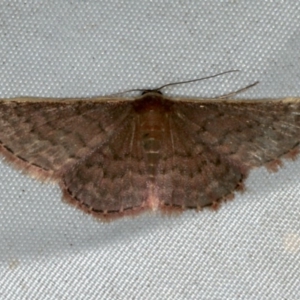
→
(0, 1, 300, 299)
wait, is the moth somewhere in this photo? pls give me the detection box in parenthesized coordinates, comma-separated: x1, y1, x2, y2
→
(1, 75, 300, 220)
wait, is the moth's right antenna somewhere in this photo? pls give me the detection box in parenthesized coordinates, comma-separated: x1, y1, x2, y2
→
(215, 81, 259, 99)
(113, 69, 241, 96)
(155, 70, 240, 91)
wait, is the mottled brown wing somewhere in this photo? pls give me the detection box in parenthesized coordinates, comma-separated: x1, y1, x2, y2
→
(60, 113, 149, 218)
(156, 98, 300, 209)
(0, 98, 133, 180)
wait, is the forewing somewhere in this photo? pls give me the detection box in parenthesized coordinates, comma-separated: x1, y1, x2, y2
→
(156, 98, 300, 210)
(0, 98, 132, 180)
(173, 99, 300, 170)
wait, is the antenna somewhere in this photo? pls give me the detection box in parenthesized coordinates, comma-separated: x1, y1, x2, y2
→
(113, 70, 240, 96)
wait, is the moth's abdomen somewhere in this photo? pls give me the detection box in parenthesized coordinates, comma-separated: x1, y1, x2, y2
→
(133, 94, 173, 181)
(140, 109, 168, 180)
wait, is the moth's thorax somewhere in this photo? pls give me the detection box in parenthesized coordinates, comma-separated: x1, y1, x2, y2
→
(133, 92, 173, 113)
(134, 93, 173, 180)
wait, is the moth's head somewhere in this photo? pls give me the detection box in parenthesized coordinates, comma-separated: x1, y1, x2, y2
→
(141, 89, 163, 96)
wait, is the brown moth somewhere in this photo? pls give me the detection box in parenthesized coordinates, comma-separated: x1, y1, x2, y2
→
(0, 86, 300, 220)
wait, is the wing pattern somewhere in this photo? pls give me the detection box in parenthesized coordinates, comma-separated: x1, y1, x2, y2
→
(0, 99, 132, 177)
(1, 94, 300, 220)
(156, 99, 300, 210)
(61, 113, 149, 217)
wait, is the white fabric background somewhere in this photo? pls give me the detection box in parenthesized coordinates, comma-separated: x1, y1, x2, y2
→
(0, 1, 300, 299)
